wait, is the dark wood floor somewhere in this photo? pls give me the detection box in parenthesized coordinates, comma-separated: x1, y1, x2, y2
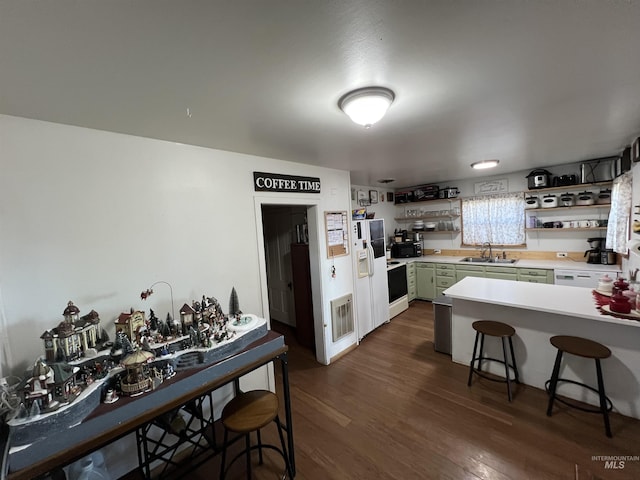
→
(185, 301, 640, 480)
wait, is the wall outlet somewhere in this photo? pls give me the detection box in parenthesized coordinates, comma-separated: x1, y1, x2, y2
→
(556, 252, 568, 258)
(434, 249, 442, 254)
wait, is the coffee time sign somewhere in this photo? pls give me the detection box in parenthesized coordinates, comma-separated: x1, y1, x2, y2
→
(253, 172, 321, 193)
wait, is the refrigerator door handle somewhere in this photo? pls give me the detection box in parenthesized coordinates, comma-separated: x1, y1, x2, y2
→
(367, 243, 375, 276)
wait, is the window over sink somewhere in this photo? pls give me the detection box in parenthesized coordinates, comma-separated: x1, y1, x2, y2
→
(461, 193, 525, 246)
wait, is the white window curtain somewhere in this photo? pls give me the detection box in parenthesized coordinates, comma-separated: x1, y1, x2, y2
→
(606, 171, 632, 254)
(462, 193, 525, 245)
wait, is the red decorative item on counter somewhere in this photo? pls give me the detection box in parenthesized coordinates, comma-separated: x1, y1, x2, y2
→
(612, 277, 629, 295)
(609, 291, 632, 314)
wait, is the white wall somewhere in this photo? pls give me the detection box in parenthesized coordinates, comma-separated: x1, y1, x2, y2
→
(0, 114, 356, 374)
(0, 114, 358, 476)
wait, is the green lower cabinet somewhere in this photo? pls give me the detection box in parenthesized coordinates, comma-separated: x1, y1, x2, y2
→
(485, 266, 518, 281)
(517, 268, 554, 284)
(406, 263, 417, 301)
(416, 263, 436, 300)
(455, 265, 486, 282)
(436, 287, 448, 297)
(416, 261, 554, 294)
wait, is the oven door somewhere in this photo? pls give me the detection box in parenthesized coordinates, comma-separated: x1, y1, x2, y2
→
(387, 264, 408, 302)
(387, 264, 409, 319)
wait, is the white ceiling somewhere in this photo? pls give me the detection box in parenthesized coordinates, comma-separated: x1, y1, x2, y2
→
(1, 1, 640, 188)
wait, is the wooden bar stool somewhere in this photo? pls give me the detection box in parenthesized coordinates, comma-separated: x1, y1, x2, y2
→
(546, 335, 613, 438)
(467, 320, 520, 401)
(219, 390, 294, 479)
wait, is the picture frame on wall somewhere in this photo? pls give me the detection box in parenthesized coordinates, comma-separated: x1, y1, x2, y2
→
(633, 137, 640, 163)
(369, 190, 379, 204)
(387, 192, 394, 202)
(357, 189, 370, 206)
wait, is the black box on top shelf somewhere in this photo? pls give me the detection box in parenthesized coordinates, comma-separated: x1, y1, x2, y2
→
(413, 184, 439, 201)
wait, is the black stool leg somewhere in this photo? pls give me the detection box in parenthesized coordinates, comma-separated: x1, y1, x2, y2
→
(245, 433, 252, 480)
(508, 337, 520, 384)
(275, 415, 294, 479)
(478, 333, 486, 372)
(595, 359, 612, 438)
(220, 428, 229, 480)
(546, 350, 563, 416)
(501, 337, 512, 402)
(257, 429, 264, 464)
(468, 330, 480, 386)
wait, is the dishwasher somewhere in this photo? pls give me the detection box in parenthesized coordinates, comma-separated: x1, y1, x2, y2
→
(432, 295, 452, 355)
(554, 269, 619, 288)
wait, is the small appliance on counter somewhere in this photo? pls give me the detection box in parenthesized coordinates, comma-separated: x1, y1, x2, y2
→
(526, 169, 552, 189)
(601, 249, 617, 265)
(584, 237, 606, 264)
(391, 241, 422, 258)
(393, 229, 408, 243)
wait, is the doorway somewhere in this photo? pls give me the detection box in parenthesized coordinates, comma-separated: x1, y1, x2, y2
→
(261, 205, 316, 355)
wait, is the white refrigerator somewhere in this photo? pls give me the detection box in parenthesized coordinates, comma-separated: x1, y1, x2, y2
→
(352, 218, 390, 340)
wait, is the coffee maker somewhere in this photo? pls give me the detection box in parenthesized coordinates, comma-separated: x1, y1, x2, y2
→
(585, 237, 605, 264)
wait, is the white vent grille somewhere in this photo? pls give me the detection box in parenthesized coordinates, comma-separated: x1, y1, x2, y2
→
(330, 294, 354, 342)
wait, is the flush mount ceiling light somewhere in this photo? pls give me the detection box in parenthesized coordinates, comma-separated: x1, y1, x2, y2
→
(338, 87, 395, 128)
(471, 159, 500, 170)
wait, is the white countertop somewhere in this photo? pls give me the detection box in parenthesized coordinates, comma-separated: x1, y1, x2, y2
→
(444, 276, 640, 328)
(391, 255, 621, 272)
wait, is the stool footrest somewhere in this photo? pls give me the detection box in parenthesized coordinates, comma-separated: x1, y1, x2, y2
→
(222, 444, 289, 476)
(469, 356, 520, 384)
(545, 379, 613, 414)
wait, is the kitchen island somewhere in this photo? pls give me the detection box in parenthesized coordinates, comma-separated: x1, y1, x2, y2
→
(444, 277, 640, 419)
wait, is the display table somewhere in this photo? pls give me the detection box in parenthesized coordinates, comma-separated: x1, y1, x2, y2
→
(4, 331, 295, 480)
(445, 277, 640, 419)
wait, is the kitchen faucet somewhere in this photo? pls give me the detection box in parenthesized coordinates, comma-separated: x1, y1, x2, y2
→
(480, 242, 492, 260)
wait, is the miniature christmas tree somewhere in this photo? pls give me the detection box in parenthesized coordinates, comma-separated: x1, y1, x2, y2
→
(159, 318, 171, 338)
(120, 333, 135, 356)
(99, 326, 110, 344)
(149, 309, 159, 331)
(229, 287, 240, 316)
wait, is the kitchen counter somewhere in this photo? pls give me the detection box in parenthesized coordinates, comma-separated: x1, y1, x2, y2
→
(444, 276, 637, 327)
(444, 277, 640, 419)
(390, 255, 621, 273)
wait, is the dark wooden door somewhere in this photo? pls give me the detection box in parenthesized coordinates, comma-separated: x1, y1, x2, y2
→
(290, 243, 315, 351)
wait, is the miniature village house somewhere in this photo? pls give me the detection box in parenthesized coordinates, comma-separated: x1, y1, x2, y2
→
(40, 301, 102, 362)
(114, 310, 146, 343)
(180, 303, 195, 329)
(21, 359, 80, 411)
